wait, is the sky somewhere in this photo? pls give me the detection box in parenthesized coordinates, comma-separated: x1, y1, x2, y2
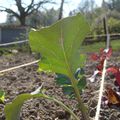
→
(0, 0, 104, 23)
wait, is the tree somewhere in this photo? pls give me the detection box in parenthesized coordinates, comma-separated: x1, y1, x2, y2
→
(108, 0, 120, 12)
(0, 0, 54, 26)
(6, 13, 15, 24)
(78, 0, 96, 15)
(27, 8, 59, 28)
(58, 0, 65, 20)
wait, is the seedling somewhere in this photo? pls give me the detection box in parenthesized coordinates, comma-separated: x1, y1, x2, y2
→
(4, 14, 90, 120)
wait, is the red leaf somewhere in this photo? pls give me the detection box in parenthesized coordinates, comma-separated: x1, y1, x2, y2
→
(90, 48, 112, 62)
(97, 59, 104, 71)
(106, 67, 120, 86)
(100, 48, 112, 60)
(97, 64, 103, 71)
(115, 72, 120, 86)
(100, 48, 104, 55)
(106, 87, 120, 105)
(106, 48, 112, 58)
(106, 67, 119, 74)
(90, 53, 99, 61)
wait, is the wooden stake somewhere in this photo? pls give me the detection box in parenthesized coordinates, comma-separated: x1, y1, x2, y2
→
(95, 16, 110, 120)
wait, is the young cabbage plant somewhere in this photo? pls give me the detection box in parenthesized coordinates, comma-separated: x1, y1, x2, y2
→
(29, 14, 90, 120)
(4, 14, 90, 120)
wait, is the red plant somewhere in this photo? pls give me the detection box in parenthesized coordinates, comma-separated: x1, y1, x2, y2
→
(89, 48, 120, 110)
(88, 48, 112, 82)
(90, 48, 112, 71)
(103, 87, 120, 109)
(106, 67, 120, 86)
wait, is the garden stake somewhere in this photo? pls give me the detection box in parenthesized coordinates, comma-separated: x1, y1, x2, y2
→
(0, 60, 39, 74)
(95, 16, 110, 120)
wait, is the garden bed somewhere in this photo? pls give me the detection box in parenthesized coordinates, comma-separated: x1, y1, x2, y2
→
(0, 51, 120, 120)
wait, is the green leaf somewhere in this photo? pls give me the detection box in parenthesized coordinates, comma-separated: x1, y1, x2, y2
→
(0, 90, 5, 103)
(79, 54, 87, 68)
(55, 73, 71, 85)
(4, 93, 79, 120)
(77, 76, 87, 91)
(74, 67, 85, 80)
(29, 14, 89, 76)
(62, 85, 74, 95)
(4, 93, 46, 120)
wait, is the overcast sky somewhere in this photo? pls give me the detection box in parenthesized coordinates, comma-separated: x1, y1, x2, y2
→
(0, 0, 104, 23)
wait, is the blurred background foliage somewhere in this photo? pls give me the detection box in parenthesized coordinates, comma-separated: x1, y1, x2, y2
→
(1, 0, 120, 35)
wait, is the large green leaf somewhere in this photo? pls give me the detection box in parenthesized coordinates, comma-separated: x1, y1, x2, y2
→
(4, 93, 79, 120)
(4, 93, 45, 120)
(29, 14, 89, 76)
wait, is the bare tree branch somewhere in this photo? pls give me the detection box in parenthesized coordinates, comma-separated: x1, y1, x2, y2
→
(15, 0, 25, 15)
(0, 6, 19, 18)
(27, 0, 55, 16)
(25, 0, 34, 13)
(0, 0, 54, 26)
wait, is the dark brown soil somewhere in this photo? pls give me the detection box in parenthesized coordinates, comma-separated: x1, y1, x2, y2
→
(0, 51, 120, 120)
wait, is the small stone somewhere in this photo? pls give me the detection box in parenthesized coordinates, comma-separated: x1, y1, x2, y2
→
(90, 100, 97, 108)
(55, 110, 70, 119)
(10, 76, 17, 81)
(29, 115, 36, 120)
(89, 108, 96, 117)
(99, 116, 108, 120)
(11, 49, 18, 54)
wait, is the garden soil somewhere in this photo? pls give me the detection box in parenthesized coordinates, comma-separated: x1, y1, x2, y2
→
(0, 51, 120, 120)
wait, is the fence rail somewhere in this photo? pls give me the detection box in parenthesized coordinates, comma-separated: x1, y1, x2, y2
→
(83, 33, 120, 45)
(0, 33, 120, 47)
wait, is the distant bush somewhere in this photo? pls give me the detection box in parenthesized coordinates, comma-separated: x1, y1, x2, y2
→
(108, 17, 120, 33)
(90, 17, 120, 35)
(90, 20, 104, 35)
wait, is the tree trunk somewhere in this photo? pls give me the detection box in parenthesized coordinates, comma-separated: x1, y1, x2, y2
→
(19, 15, 26, 26)
(58, 0, 64, 20)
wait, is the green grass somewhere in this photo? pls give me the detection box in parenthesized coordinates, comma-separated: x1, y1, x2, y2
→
(0, 40, 119, 55)
(80, 40, 120, 53)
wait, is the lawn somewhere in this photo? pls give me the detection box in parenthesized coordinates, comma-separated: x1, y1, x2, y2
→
(80, 40, 120, 53)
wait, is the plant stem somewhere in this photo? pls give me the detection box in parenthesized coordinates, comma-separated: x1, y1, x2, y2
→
(70, 76, 90, 120)
(44, 94, 79, 120)
(74, 84, 89, 120)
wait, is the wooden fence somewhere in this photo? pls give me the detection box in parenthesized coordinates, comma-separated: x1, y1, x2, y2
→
(0, 33, 120, 47)
(83, 33, 120, 45)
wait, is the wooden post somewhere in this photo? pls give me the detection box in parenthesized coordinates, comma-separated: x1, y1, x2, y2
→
(0, 28, 2, 43)
(103, 16, 110, 48)
(58, 0, 64, 20)
(95, 16, 111, 120)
